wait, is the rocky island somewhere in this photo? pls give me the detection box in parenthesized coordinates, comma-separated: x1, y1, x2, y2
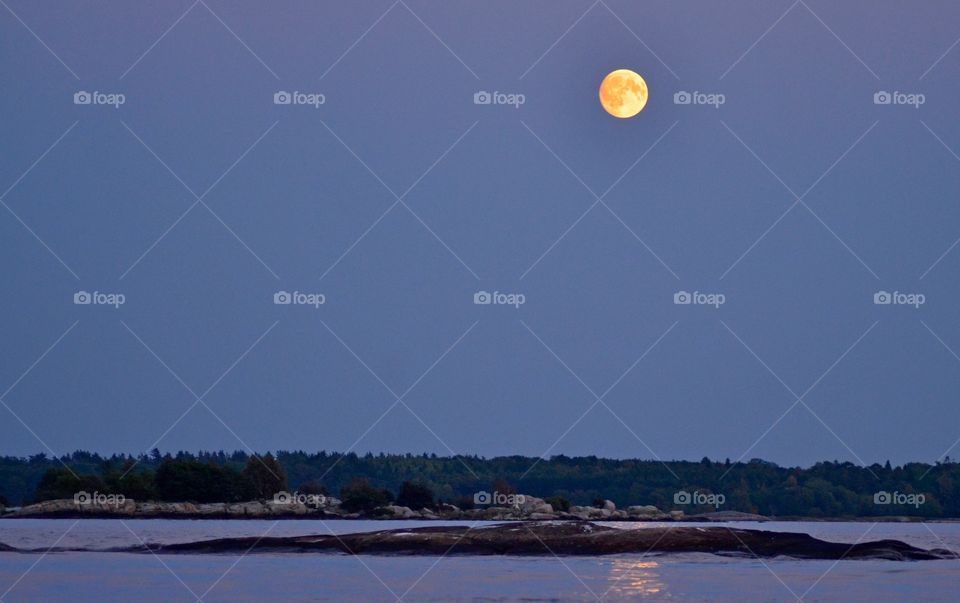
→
(1, 522, 955, 561)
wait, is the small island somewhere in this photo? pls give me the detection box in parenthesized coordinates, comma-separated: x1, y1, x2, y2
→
(0, 522, 955, 561)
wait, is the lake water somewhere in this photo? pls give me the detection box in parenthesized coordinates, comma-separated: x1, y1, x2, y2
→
(1, 519, 959, 601)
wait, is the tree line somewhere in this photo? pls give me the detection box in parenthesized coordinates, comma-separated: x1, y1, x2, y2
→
(1, 450, 958, 517)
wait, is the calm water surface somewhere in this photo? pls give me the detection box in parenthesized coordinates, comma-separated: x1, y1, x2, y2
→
(1, 519, 959, 602)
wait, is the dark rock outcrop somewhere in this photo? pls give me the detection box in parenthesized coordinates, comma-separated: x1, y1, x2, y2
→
(9, 522, 945, 561)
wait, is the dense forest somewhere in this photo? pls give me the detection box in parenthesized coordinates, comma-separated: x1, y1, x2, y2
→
(1, 450, 957, 518)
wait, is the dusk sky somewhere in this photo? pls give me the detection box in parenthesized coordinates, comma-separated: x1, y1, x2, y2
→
(2, 0, 960, 466)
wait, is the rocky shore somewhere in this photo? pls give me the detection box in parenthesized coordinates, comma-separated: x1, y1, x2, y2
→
(2, 495, 732, 522)
(2, 522, 955, 561)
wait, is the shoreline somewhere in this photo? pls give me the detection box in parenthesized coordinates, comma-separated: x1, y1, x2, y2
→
(3, 497, 951, 523)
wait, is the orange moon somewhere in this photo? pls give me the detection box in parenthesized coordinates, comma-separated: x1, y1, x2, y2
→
(599, 69, 648, 118)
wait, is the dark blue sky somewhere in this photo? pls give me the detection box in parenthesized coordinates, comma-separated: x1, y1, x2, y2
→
(2, 0, 960, 466)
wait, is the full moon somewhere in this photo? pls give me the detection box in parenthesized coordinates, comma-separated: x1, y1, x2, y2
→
(599, 69, 648, 118)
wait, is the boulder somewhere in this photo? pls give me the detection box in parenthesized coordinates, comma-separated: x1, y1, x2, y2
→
(568, 505, 596, 520)
(482, 506, 513, 520)
(528, 512, 557, 520)
(602, 500, 616, 512)
(195, 503, 228, 516)
(383, 505, 418, 519)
